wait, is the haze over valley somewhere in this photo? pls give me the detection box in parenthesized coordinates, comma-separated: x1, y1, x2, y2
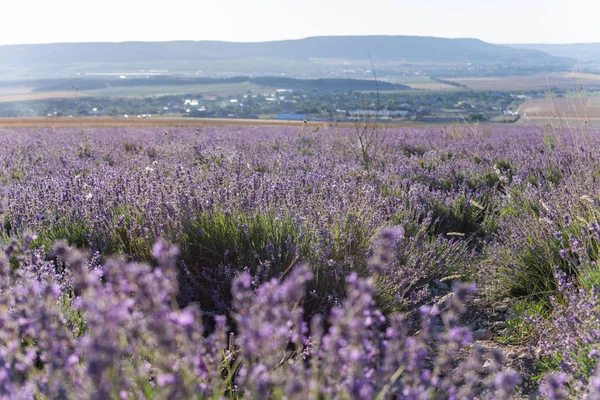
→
(1, 34, 600, 124)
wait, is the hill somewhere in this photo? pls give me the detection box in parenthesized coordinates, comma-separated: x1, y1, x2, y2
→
(0, 36, 573, 80)
(509, 43, 600, 63)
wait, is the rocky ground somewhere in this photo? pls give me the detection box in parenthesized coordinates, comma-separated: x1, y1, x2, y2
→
(463, 296, 540, 397)
(429, 280, 542, 397)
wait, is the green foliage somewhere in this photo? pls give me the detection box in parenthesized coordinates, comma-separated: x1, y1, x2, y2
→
(467, 170, 501, 191)
(543, 131, 558, 150)
(568, 234, 600, 291)
(107, 205, 153, 262)
(375, 221, 474, 313)
(497, 236, 567, 303)
(491, 195, 600, 305)
(534, 347, 597, 387)
(310, 212, 375, 301)
(60, 293, 88, 338)
(123, 141, 142, 154)
(32, 220, 90, 250)
(9, 149, 27, 183)
(328, 213, 372, 273)
(297, 133, 318, 157)
(2, 215, 11, 237)
(439, 151, 454, 162)
(426, 195, 488, 238)
(470, 113, 486, 122)
(495, 301, 546, 345)
(494, 159, 514, 179)
(181, 210, 303, 277)
(526, 166, 563, 187)
(534, 354, 563, 381)
(177, 210, 307, 312)
(10, 166, 26, 183)
(400, 143, 429, 157)
(103, 154, 116, 166)
(146, 146, 159, 158)
(77, 137, 93, 158)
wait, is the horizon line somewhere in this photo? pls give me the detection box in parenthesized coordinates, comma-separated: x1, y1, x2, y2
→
(0, 34, 599, 47)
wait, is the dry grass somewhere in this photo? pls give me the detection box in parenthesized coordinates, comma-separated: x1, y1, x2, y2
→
(0, 87, 34, 95)
(515, 95, 600, 127)
(407, 83, 457, 90)
(454, 73, 600, 91)
(518, 97, 600, 119)
(0, 90, 87, 103)
(555, 72, 600, 82)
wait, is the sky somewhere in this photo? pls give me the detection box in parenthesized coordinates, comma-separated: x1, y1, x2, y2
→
(1, 0, 598, 46)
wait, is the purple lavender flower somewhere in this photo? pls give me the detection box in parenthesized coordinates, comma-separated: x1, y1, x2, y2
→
(540, 373, 569, 400)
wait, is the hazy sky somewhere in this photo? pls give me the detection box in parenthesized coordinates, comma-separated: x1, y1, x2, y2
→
(1, 0, 598, 46)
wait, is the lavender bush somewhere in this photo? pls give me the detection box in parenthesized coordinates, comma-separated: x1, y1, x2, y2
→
(2, 123, 600, 397)
(0, 234, 522, 399)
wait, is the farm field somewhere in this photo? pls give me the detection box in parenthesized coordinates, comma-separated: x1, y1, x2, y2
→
(85, 82, 272, 98)
(387, 75, 459, 90)
(406, 82, 457, 90)
(518, 96, 600, 119)
(3, 123, 600, 398)
(0, 88, 87, 103)
(454, 72, 600, 91)
(0, 81, 272, 102)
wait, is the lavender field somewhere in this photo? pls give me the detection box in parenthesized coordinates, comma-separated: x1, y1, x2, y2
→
(1, 123, 600, 398)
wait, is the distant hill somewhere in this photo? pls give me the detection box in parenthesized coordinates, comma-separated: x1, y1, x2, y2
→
(0, 36, 573, 80)
(0, 36, 571, 65)
(509, 43, 600, 63)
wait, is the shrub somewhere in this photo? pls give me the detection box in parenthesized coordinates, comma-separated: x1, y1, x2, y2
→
(0, 238, 521, 399)
(32, 220, 90, 250)
(487, 192, 600, 303)
(178, 210, 305, 310)
(533, 268, 600, 398)
(374, 223, 474, 313)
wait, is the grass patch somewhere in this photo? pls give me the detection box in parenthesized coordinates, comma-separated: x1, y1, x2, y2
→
(495, 301, 547, 345)
(178, 210, 306, 311)
(32, 220, 90, 250)
(106, 205, 153, 262)
(181, 210, 303, 277)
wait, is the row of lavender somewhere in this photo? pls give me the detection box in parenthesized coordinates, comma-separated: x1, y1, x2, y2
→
(1, 124, 600, 397)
